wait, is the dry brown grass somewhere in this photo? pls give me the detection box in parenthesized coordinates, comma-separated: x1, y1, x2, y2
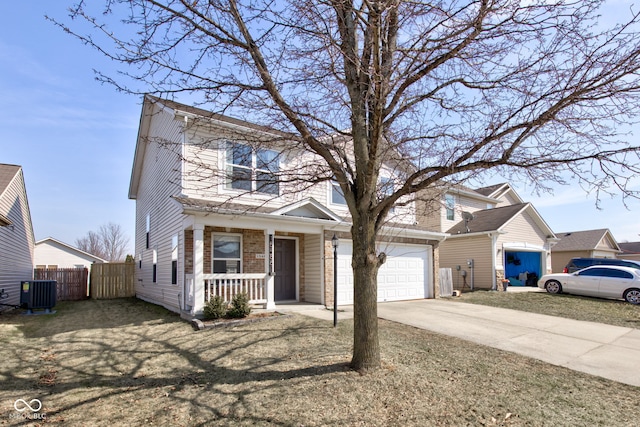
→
(454, 290, 640, 329)
(0, 298, 637, 426)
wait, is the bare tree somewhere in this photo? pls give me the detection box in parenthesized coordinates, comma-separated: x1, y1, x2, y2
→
(56, 0, 640, 371)
(76, 222, 130, 262)
(75, 230, 104, 259)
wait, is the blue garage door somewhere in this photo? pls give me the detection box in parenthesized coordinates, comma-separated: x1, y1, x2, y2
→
(505, 251, 541, 286)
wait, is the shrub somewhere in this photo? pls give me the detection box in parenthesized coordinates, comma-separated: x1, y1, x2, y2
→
(203, 295, 227, 320)
(227, 292, 251, 318)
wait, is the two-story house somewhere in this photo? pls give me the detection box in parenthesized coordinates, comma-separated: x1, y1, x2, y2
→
(421, 183, 557, 291)
(129, 96, 447, 316)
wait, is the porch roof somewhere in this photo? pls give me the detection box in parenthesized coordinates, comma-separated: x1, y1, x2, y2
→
(173, 195, 448, 240)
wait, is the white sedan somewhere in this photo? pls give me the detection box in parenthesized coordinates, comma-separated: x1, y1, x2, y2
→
(538, 265, 640, 304)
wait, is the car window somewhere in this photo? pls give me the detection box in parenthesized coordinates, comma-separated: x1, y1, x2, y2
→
(600, 269, 634, 279)
(574, 259, 591, 268)
(621, 261, 640, 269)
(577, 268, 606, 277)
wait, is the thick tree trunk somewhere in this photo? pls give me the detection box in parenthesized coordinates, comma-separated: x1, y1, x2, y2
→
(349, 216, 382, 371)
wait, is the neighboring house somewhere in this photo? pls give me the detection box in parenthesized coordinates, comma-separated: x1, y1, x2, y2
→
(0, 164, 35, 310)
(618, 242, 640, 262)
(129, 96, 447, 316)
(550, 229, 621, 272)
(34, 237, 107, 269)
(421, 183, 557, 291)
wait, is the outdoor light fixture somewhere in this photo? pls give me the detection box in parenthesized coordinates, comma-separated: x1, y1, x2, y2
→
(331, 233, 339, 327)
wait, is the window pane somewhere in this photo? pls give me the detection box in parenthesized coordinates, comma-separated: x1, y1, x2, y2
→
(213, 260, 241, 274)
(228, 166, 252, 191)
(445, 194, 455, 220)
(227, 142, 252, 167)
(257, 171, 279, 195)
(214, 236, 241, 258)
(257, 149, 278, 171)
(332, 182, 346, 205)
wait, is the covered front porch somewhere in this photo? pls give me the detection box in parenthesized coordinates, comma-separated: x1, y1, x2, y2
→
(178, 198, 345, 317)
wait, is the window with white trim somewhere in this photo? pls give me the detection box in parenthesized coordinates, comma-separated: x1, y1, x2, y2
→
(445, 194, 455, 220)
(331, 181, 347, 205)
(146, 214, 150, 249)
(226, 142, 279, 195)
(171, 235, 178, 285)
(379, 177, 395, 213)
(212, 234, 242, 274)
(152, 249, 157, 283)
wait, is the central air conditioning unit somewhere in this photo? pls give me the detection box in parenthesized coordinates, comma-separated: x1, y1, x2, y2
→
(20, 280, 57, 314)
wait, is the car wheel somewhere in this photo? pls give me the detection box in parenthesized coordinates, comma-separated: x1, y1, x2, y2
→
(545, 280, 562, 294)
(623, 288, 640, 305)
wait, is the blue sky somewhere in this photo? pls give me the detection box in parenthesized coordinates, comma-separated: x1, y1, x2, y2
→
(1, 1, 638, 255)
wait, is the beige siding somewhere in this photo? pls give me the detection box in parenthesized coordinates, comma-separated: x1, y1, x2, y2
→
(134, 104, 186, 312)
(499, 212, 547, 249)
(0, 168, 35, 309)
(304, 234, 323, 303)
(440, 235, 493, 290)
(423, 192, 496, 233)
(550, 251, 588, 273)
(496, 191, 520, 207)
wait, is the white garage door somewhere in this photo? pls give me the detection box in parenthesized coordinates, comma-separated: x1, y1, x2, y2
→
(335, 241, 430, 305)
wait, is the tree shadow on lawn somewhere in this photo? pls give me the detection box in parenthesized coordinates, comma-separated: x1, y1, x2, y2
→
(0, 298, 183, 338)
(0, 299, 352, 425)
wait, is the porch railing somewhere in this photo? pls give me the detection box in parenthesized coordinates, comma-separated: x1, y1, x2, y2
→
(204, 273, 268, 304)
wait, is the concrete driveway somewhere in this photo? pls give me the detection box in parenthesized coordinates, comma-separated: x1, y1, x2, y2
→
(290, 299, 640, 387)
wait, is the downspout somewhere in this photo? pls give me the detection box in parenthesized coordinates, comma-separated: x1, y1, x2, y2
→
(490, 232, 498, 290)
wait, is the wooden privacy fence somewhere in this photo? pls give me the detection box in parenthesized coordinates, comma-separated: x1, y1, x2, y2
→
(34, 268, 89, 301)
(90, 263, 136, 299)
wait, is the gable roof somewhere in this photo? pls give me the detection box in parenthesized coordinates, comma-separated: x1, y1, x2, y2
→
(446, 202, 555, 239)
(0, 164, 34, 237)
(272, 198, 343, 221)
(0, 164, 21, 201)
(35, 237, 108, 263)
(447, 203, 528, 235)
(474, 183, 507, 197)
(552, 229, 620, 252)
(619, 242, 640, 254)
(474, 182, 525, 204)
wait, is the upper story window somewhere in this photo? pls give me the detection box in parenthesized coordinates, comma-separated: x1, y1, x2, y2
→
(445, 194, 455, 221)
(331, 181, 347, 205)
(225, 142, 279, 195)
(379, 177, 395, 213)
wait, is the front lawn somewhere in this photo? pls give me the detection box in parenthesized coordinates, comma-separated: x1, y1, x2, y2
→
(0, 298, 637, 426)
(454, 289, 640, 329)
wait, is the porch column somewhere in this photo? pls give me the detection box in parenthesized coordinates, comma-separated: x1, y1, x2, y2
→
(264, 229, 276, 309)
(192, 224, 205, 315)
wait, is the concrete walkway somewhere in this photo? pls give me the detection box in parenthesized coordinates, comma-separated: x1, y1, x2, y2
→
(287, 299, 640, 388)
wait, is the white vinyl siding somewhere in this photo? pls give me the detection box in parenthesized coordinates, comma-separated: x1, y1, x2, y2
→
(0, 167, 35, 310)
(34, 239, 103, 269)
(133, 103, 185, 312)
